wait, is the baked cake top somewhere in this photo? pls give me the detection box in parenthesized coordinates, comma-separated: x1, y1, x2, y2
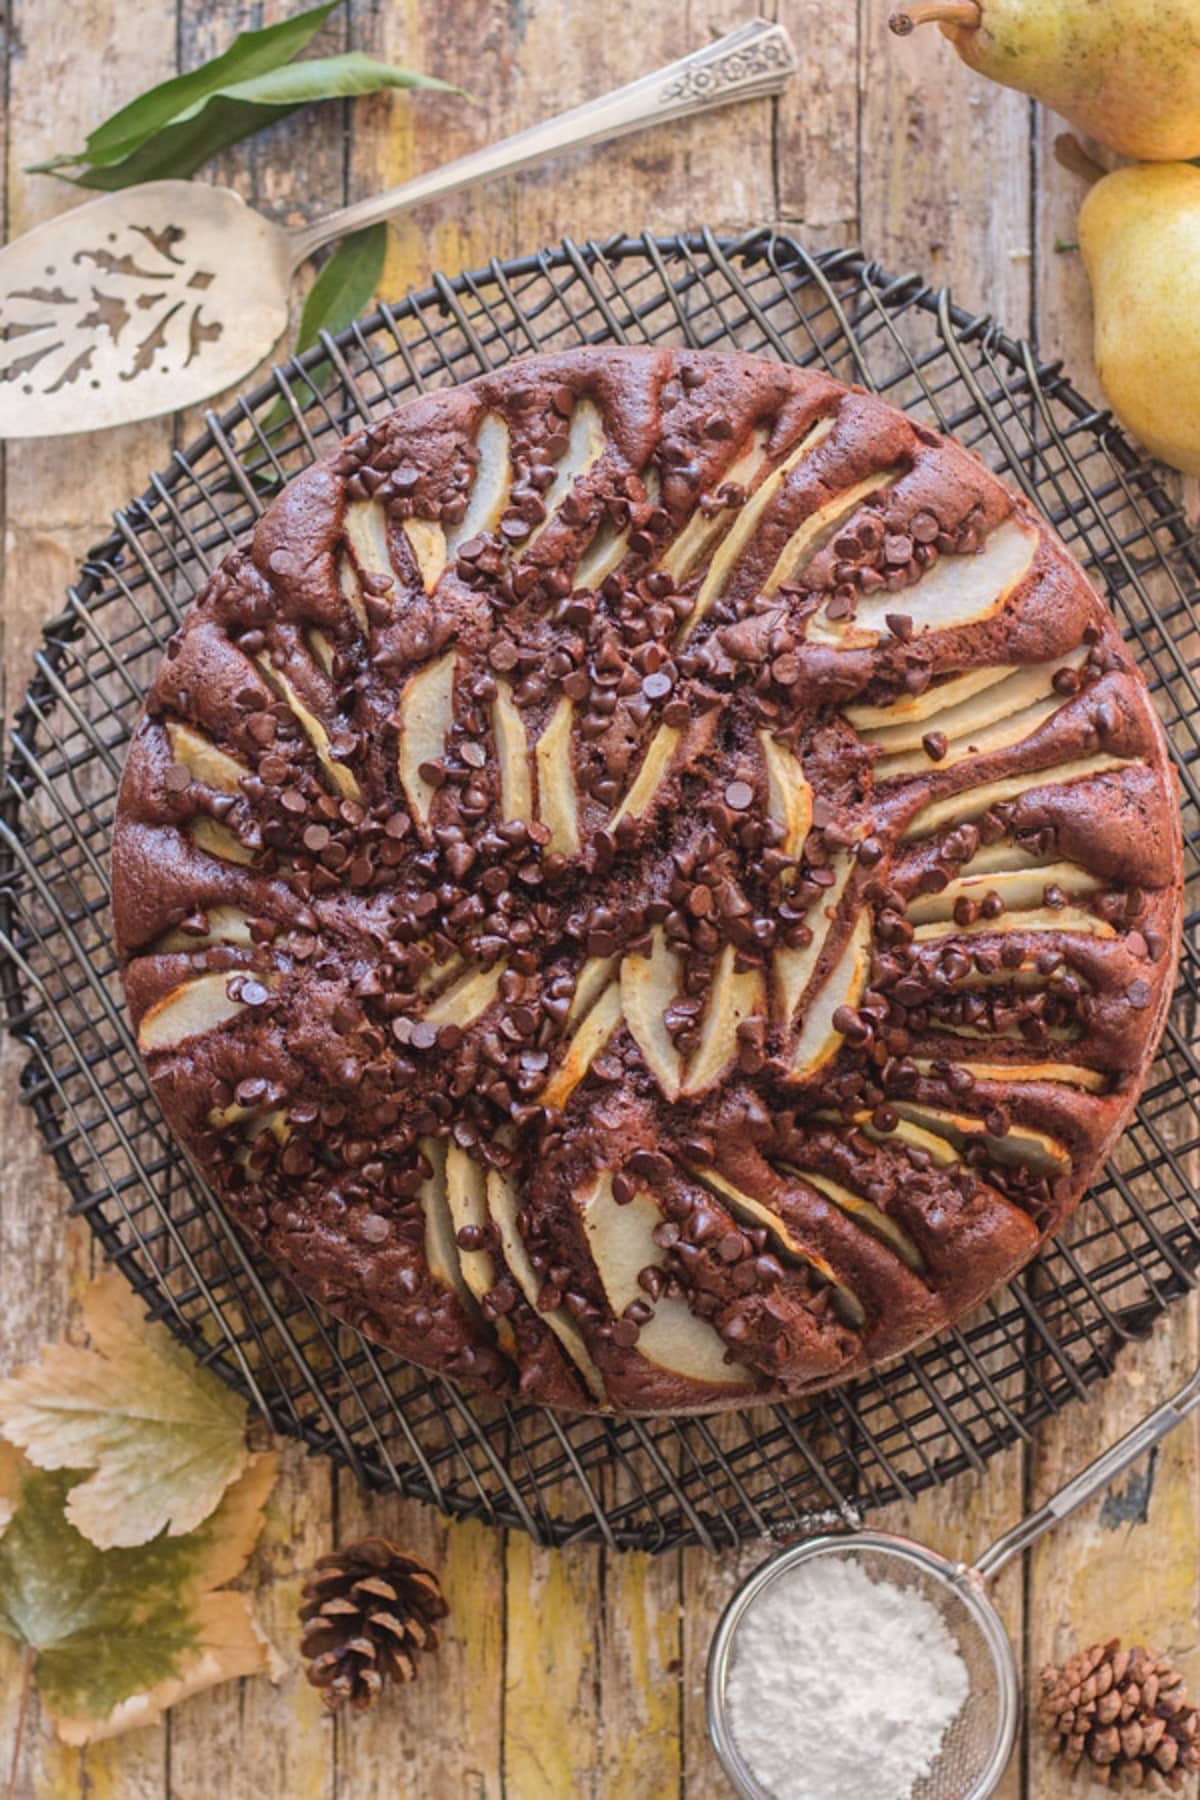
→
(113, 346, 1182, 1414)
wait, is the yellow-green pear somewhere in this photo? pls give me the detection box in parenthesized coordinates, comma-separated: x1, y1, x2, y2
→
(1079, 164, 1200, 476)
(890, 0, 1200, 162)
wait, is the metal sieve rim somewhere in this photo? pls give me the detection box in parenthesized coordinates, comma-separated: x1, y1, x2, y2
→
(705, 1530, 1021, 1800)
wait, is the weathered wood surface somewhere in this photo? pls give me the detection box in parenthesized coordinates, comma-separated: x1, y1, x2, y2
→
(1, 3, 1196, 1796)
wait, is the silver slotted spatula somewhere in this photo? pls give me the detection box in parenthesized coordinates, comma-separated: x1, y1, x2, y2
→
(0, 19, 794, 440)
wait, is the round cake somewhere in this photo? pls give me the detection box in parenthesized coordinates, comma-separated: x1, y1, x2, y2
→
(113, 346, 1183, 1414)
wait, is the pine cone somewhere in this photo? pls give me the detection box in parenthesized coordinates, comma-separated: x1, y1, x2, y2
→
(299, 1536, 448, 1713)
(1040, 1638, 1200, 1790)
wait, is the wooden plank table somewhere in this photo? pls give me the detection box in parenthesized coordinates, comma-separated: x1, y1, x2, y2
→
(1, 3, 1197, 1795)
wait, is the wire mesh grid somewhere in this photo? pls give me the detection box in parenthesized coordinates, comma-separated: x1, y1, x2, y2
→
(2, 227, 1199, 1553)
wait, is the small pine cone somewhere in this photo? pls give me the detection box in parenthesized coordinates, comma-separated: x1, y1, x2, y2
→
(1041, 1638, 1200, 1791)
(299, 1536, 448, 1714)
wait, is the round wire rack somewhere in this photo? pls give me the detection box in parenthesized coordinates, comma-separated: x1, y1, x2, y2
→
(3, 228, 1199, 1554)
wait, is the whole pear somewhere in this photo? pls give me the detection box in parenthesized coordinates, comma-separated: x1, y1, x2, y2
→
(1079, 164, 1200, 476)
(892, 0, 1200, 161)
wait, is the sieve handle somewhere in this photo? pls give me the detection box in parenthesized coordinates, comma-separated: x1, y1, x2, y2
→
(973, 1362, 1200, 1582)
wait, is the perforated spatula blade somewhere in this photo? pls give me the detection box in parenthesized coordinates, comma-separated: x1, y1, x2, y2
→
(0, 18, 796, 439)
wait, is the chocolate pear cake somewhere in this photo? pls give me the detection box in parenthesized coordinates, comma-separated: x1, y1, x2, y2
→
(113, 346, 1183, 1414)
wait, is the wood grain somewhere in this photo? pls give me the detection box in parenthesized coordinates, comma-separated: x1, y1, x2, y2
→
(1, 3, 1196, 1797)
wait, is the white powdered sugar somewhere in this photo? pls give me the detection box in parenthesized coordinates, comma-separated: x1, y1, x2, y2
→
(725, 1555, 969, 1799)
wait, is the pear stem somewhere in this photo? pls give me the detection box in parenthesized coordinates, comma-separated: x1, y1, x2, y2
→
(889, 1, 982, 35)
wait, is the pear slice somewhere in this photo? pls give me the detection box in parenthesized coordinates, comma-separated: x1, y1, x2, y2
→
(659, 428, 771, 585)
(418, 1138, 477, 1312)
(763, 467, 897, 598)
(610, 724, 682, 826)
(901, 754, 1131, 841)
(694, 1166, 865, 1328)
(417, 951, 464, 997)
(526, 399, 607, 549)
(307, 628, 336, 677)
(445, 1144, 517, 1356)
(166, 722, 248, 794)
(910, 1057, 1106, 1093)
(789, 911, 871, 1078)
(137, 970, 263, 1053)
(336, 550, 370, 633)
(957, 838, 1045, 876)
(759, 732, 813, 863)
(811, 516, 1040, 646)
(397, 650, 458, 828)
(890, 1100, 1070, 1174)
(540, 982, 623, 1110)
(858, 651, 1087, 754)
(154, 904, 254, 953)
(783, 1166, 924, 1273)
(208, 1100, 290, 1144)
(402, 519, 448, 594)
(255, 653, 361, 802)
(679, 416, 836, 641)
(424, 959, 506, 1029)
(682, 946, 763, 1096)
(620, 926, 684, 1102)
(535, 696, 579, 855)
(445, 412, 511, 555)
(573, 467, 660, 591)
(189, 816, 256, 867)
(852, 1110, 961, 1167)
(844, 665, 1012, 731)
(567, 955, 619, 1027)
(906, 861, 1101, 925)
(493, 683, 533, 825)
(772, 849, 856, 1027)
(874, 692, 1067, 781)
(487, 1167, 606, 1401)
(345, 496, 393, 580)
(579, 1173, 750, 1387)
(912, 905, 1115, 943)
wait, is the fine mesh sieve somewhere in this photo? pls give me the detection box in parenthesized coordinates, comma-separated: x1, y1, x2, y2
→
(707, 1361, 1200, 1799)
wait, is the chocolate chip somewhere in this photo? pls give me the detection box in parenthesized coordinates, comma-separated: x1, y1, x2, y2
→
(642, 670, 673, 701)
(1128, 978, 1152, 1010)
(921, 730, 948, 762)
(724, 780, 754, 812)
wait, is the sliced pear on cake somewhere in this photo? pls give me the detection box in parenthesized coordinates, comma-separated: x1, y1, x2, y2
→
(166, 722, 248, 794)
(540, 982, 623, 1110)
(578, 1173, 750, 1387)
(772, 848, 856, 1027)
(424, 959, 506, 1029)
(890, 1100, 1070, 1175)
(417, 950, 464, 996)
(493, 682, 533, 825)
(762, 467, 897, 598)
(402, 519, 448, 594)
(852, 1110, 961, 1168)
(906, 862, 1102, 925)
(860, 651, 1087, 757)
(535, 695, 579, 855)
(446, 412, 511, 555)
(789, 911, 871, 1079)
(444, 1144, 516, 1356)
(693, 1166, 865, 1327)
(759, 732, 813, 863)
(417, 1138, 477, 1313)
(874, 692, 1068, 782)
(610, 723, 683, 826)
(912, 905, 1114, 943)
(137, 969, 267, 1053)
(910, 1057, 1106, 1093)
(188, 815, 256, 867)
(306, 628, 336, 677)
(844, 665, 1012, 732)
(620, 927, 684, 1102)
(255, 654, 361, 802)
(783, 1166, 924, 1273)
(154, 904, 255, 953)
(397, 650, 458, 829)
(573, 468, 660, 591)
(682, 946, 763, 1096)
(679, 416, 836, 641)
(526, 399, 607, 549)
(341, 499, 389, 629)
(567, 955, 620, 1027)
(487, 1167, 606, 1401)
(901, 754, 1132, 841)
(659, 427, 771, 586)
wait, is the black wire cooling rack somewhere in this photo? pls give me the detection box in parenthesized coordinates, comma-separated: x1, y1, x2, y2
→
(3, 227, 1200, 1554)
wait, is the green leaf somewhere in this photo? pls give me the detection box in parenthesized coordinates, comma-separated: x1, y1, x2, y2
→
(259, 222, 388, 442)
(33, 1, 341, 171)
(0, 1449, 277, 1743)
(0, 1271, 249, 1549)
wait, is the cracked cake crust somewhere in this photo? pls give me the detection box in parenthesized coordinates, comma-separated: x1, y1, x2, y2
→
(112, 346, 1184, 1414)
